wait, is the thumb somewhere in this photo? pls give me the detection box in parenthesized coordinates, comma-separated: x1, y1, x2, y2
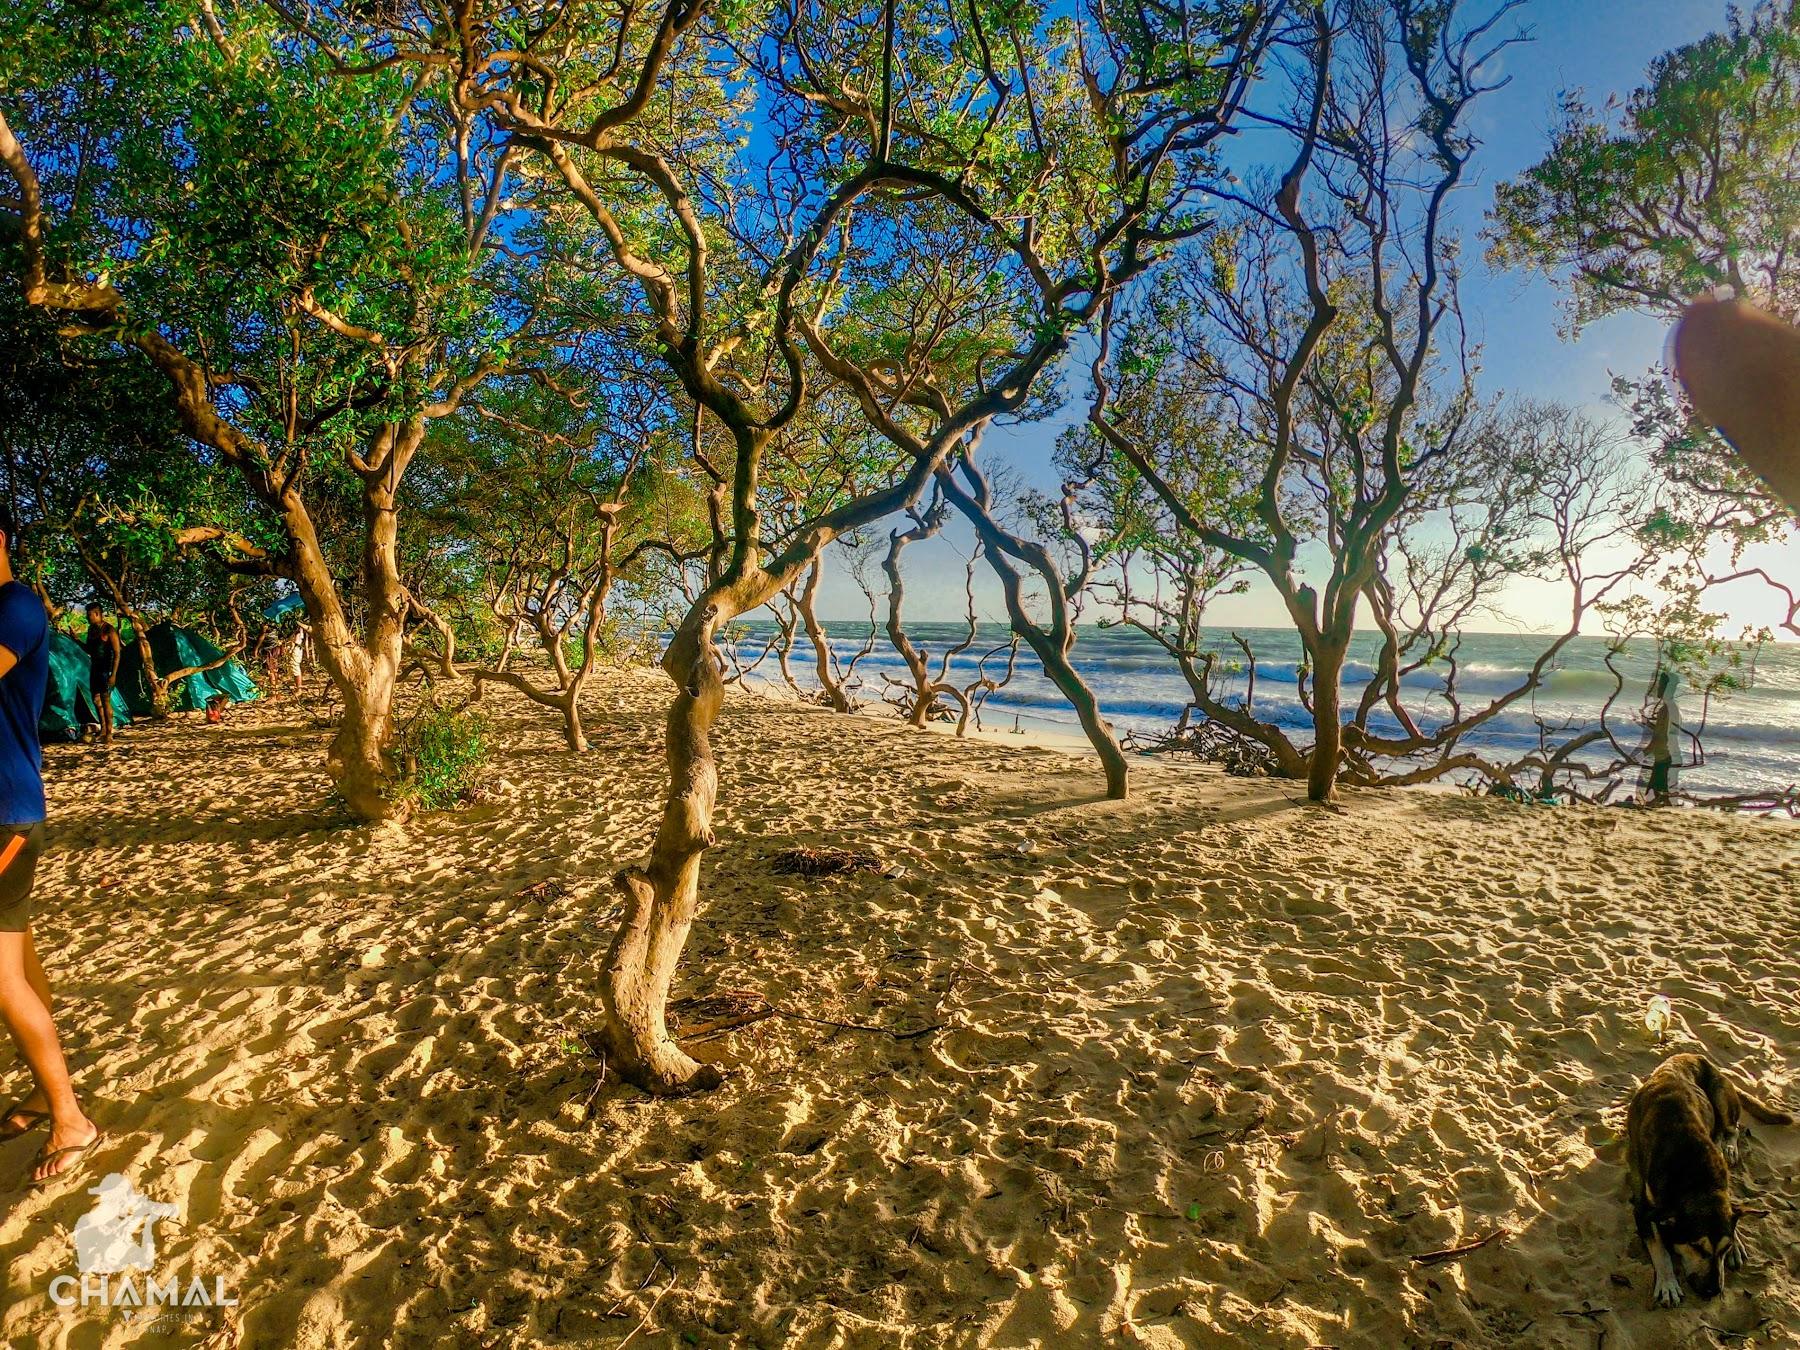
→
(1671, 296, 1800, 517)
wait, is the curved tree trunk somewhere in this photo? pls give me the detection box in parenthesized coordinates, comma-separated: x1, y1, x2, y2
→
(554, 565, 609, 753)
(1012, 620, 1130, 798)
(882, 505, 947, 727)
(561, 697, 590, 754)
(129, 626, 172, 719)
(1138, 624, 1309, 780)
(797, 560, 851, 712)
(599, 601, 729, 1094)
(937, 456, 1129, 799)
(476, 560, 611, 752)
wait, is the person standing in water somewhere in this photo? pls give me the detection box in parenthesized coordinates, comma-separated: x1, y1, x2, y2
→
(0, 506, 101, 1182)
(1641, 665, 1682, 806)
(82, 603, 122, 747)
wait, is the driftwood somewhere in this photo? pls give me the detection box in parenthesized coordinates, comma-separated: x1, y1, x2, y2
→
(1127, 718, 1277, 778)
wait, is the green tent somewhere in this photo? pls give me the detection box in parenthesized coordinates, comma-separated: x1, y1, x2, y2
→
(117, 622, 262, 717)
(40, 631, 132, 743)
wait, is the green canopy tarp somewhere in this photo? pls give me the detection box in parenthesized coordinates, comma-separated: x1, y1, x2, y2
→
(117, 622, 262, 717)
(40, 631, 132, 743)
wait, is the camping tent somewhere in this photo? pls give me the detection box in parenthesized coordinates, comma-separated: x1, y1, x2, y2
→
(39, 631, 132, 743)
(117, 622, 262, 717)
(261, 591, 305, 622)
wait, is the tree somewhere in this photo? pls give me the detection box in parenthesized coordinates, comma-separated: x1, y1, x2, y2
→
(796, 547, 879, 713)
(1490, 0, 1800, 635)
(935, 437, 1128, 793)
(0, 303, 275, 711)
(875, 487, 1019, 732)
(325, 0, 1277, 1091)
(427, 377, 697, 751)
(1085, 0, 1527, 802)
(1, 1, 552, 816)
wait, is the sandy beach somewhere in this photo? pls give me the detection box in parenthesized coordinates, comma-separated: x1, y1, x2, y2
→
(0, 670, 1795, 1348)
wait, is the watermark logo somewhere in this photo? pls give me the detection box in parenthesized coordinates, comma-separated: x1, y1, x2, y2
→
(50, 1173, 236, 1321)
(74, 1173, 177, 1274)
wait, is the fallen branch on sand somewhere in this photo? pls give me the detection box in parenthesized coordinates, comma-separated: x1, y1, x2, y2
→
(681, 1009, 779, 1042)
(1409, 1228, 1511, 1266)
(762, 998, 944, 1040)
(1702, 1317, 1778, 1344)
(1193, 1107, 1267, 1146)
(616, 1265, 677, 1348)
(669, 988, 944, 1043)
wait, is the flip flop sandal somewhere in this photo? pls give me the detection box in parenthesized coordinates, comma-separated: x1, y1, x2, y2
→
(0, 1104, 49, 1140)
(29, 1131, 105, 1188)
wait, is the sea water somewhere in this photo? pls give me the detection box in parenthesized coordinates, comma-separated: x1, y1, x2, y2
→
(726, 621, 1800, 800)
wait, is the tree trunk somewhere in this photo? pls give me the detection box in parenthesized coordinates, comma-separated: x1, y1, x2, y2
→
(1307, 639, 1348, 802)
(298, 429, 414, 823)
(1162, 640, 1308, 779)
(883, 506, 945, 727)
(329, 666, 400, 821)
(1013, 623, 1130, 799)
(937, 459, 1129, 799)
(561, 685, 590, 753)
(130, 626, 172, 719)
(599, 602, 728, 1094)
(798, 561, 851, 712)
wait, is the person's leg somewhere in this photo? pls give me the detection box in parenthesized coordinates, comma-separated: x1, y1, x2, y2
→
(2, 928, 51, 1127)
(0, 834, 50, 1130)
(98, 689, 113, 746)
(0, 929, 95, 1178)
(23, 926, 51, 1012)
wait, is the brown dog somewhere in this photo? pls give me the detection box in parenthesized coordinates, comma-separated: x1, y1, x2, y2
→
(1627, 1052, 1793, 1306)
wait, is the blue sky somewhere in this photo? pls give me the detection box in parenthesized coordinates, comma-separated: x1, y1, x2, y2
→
(801, 0, 1800, 638)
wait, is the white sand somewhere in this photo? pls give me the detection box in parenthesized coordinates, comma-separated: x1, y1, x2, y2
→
(0, 668, 1795, 1347)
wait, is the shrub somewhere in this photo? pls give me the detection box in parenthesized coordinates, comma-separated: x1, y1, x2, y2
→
(397, 700, 491, 810)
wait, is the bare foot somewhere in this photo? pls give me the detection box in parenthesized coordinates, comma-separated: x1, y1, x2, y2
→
(33, 1115, 99, 1182)
(1, 1089, 48, 1137)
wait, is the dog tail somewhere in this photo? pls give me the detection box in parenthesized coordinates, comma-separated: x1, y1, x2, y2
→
(1738, 1084, 1796, 1125)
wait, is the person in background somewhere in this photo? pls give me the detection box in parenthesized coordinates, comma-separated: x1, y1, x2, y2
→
(82, 602, 122, 747)
(0, 505, 101, 1182)
(262, 635, 284, 699)
(287, 622, 309, 698)
(1641, 665, 1682, 806)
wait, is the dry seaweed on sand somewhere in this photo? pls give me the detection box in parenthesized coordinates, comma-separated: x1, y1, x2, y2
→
(769, 845, 894, 878)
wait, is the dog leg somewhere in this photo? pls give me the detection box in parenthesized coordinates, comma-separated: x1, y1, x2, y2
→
(1647, 1227, 1685, 1306)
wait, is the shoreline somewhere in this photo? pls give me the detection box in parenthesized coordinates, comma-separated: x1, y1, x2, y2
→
(744, 673, 1800, 817)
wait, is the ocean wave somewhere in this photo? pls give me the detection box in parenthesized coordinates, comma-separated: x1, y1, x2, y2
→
(732, 617, 1800, 796)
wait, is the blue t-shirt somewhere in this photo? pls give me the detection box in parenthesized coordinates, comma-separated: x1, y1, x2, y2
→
(0, 581, 48, 825)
